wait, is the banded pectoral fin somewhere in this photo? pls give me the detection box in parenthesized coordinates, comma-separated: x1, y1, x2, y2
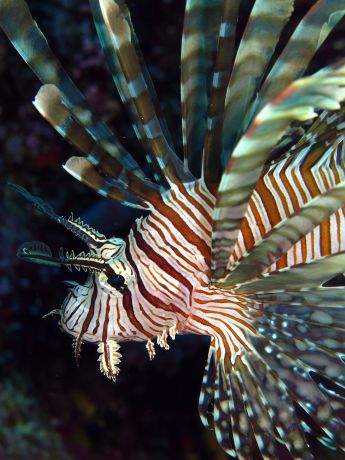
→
(0, 0, 144, 178)
(33, 84, 160, 204)
(232, 251, 345, 294)
(200, 344, 313, 460)
(201, 311, 345, 460)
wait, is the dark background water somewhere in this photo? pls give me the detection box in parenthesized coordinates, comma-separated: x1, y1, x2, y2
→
(0, 1, 344, 459)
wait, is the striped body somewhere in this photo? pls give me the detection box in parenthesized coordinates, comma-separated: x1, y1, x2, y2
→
(60, 180, 256, 363)
(61, 144, 345, 363)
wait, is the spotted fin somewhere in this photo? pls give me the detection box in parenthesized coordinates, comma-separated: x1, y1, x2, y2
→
(201, 294, 345, 459)
(248, 287, 345, 308)
(245, 298, 345, 352)
(213, 362, 237, 457)
(181, 0, 223, 178)
(211, 61, 345, 280)
(198, 345, 216, 430)
(246, 316, 345, 451)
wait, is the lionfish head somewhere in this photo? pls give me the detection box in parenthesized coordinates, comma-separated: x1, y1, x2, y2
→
(12, 184, 132, 288)
(12, 184, 137, 376)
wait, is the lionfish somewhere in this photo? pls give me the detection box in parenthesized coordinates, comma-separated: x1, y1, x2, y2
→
(1, 0, 345, 458)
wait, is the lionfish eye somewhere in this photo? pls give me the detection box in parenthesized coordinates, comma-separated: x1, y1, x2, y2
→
(106, 274, 126, 290)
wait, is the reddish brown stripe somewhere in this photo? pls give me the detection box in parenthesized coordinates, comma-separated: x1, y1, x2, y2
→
(254, 178, 280, 227)
(148, 220, 199, 272)
(152, 214, 197, 259)
(336, 210, 343, 248)
(146, 265, 186, 304)
(65, 298, 84, 323)
(102, 294, 111, 343)
(122, 288, 150, 338)
(156, 203, 211, 263)
(195, 181, 215, 209)
(79, 279, 98, 336)
(276, 253, 288, 270)
(188, 314, 231, 355)
(320, 219, 331, 256)
(197, 309, 256, 335)
(270, 172, 291, 216)
(92, 291, 103, 335)
(239, 216, 255, 253)
(134, 224, 194, 296)
(250, 196, 267, 239)
(135, 297, 165, 329)
(176, 182, 213, 226)
(126, 245, 187, 317)
(280, 167, 299, 212)
(170, 189, 210, 235)
(115, 298, 126, 334)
